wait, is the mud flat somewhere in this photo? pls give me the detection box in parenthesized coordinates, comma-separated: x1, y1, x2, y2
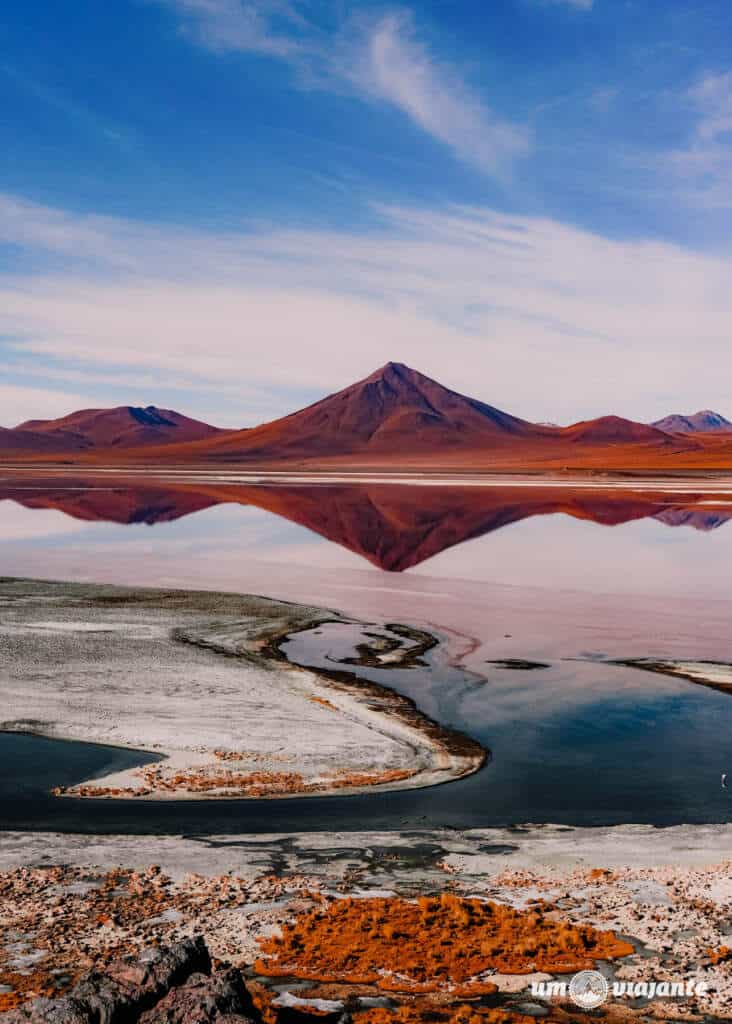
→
(614, 658, 732, 696)
(0, 579, 484, 800)
(2, 826, 732, 1020)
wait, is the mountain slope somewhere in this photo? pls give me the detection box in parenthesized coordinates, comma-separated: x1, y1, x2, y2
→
(150, 362, 548, 462)
(651, 410, 732, 434)
(14, 405, 223, 448)
(0, 426, 83, 453)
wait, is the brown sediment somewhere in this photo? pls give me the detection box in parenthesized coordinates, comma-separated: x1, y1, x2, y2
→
(357, 1007, 538, 1024)
(171, 612, 488, 798)
(53, 766, 418, 799)
(51, 783, 152, 798)
(254, 894, 634, 991)
(134, 764, 420, 797)
(354, 1004, 644, 1024)
(613, 657, 732, 696)
(485, 660, 550, 671)
(263, 631, 488, 787)
(309, 696, 339, 711)
(337, 624, 439, 669)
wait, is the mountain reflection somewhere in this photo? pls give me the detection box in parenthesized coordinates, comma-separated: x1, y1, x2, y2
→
(2, 477, 730, 572)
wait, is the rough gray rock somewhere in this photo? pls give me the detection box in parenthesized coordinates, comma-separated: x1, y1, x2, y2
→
(137, 968, 256, 1023)
(1, 937, 213, 1024)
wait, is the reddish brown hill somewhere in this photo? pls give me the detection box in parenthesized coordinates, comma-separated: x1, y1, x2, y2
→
(558, 415, 680, 446)
(0, 426, 83, 453)
(14, 405, 222, 449)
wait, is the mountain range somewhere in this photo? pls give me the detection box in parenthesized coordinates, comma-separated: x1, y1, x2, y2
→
(3, 363, 732, 470)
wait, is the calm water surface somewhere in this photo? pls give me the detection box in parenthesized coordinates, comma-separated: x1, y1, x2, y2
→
(1, 474, 731, 832)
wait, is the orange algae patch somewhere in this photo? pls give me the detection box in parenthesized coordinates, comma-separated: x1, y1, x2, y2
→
(254, 894, 634, 993)
(0, 973, 59, 1013)
(309, 696, 339, 711)
(139, 767, 309, 796)
(359, 1008, 537, 1024)
(57, 766, 419, 799)
(708, 946, 732, 965)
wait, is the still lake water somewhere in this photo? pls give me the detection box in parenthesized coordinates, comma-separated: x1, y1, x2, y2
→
(2, 473, 732, 831)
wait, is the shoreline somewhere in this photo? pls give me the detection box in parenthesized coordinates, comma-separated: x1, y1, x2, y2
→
(1, 578, 486, 802)
(4, 464, 732, 490)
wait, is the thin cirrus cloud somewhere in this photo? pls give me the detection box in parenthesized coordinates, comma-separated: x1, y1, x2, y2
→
(2, 191, 732, 426)
(670, 71, 732, 208)
(156, 0, 530, 177)
(541, 0, 593, 8)
(340, 12, 530, 175)
(166, 0, 309, 56)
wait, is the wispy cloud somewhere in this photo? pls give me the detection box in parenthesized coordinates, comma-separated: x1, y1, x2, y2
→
(164, 0, 311, 56)
(670, 71, 732, 208)
(0, 63, 135, 152)
(548, 0, 593, 9)
(154, 1, 529, 177)
(540, 0, 594, 10)
(3, 191, 732, 425)
(342, 12, 529, 175)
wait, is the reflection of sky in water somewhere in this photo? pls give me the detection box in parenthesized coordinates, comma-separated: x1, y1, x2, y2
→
(2, 495, 731, 599)
(2, 489, 732, 828)
(282, 623, 732, 826)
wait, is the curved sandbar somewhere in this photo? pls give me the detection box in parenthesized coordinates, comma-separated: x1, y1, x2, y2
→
(0, 578, 486, 800)
(613, 657, 732, 696)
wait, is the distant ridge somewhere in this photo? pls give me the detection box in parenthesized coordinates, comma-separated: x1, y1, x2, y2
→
(651, 410, 732, 434)
(13, 405, 222, 450)
(559, 415, 676, 446)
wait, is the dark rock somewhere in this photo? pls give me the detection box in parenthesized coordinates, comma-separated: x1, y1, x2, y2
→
(0, 937, 213, 1024)
(0, 996, 91, 1023)
(137, 968, 256, 1023)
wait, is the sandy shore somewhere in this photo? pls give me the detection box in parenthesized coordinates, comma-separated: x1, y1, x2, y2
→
(0, 579, 484, 799)
(4, 465, 732, 498)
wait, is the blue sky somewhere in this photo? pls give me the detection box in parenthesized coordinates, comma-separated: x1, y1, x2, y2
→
(3, 0, 732, 427)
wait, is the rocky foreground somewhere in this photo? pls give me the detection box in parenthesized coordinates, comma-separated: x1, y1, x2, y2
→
(1, 827, 732, 1022)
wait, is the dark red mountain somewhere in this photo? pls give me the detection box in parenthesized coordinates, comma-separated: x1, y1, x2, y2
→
(153, 362, 549, 462)
(14, 405, 222, 449)
(0, 426, 81, 453)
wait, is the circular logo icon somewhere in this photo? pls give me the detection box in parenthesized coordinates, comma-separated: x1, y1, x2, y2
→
(569, 970, 609, 1009)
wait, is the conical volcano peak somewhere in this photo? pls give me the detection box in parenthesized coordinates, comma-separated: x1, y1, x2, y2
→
(363, 361, 421, 385)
